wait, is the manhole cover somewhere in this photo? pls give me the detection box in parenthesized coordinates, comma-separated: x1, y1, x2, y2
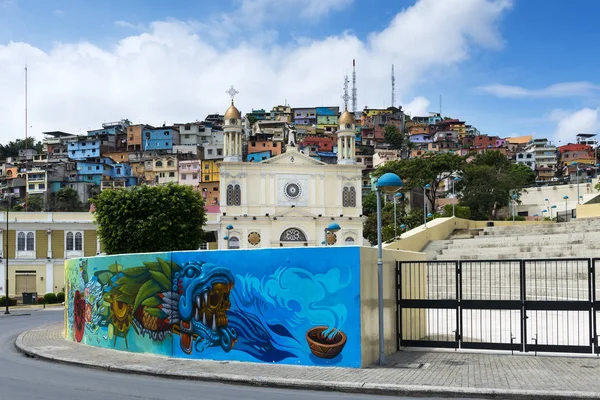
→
(392, 363, 425, 369)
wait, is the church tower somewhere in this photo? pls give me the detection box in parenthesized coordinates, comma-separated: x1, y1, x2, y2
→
(337, 109, 356, 165)
(223, 86, 243, 163)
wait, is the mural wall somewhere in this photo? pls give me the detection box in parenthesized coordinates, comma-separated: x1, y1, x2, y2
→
(65, 247, 362, 367)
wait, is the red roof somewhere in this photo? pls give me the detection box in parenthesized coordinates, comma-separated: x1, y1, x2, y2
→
(558, 143, 591, 152)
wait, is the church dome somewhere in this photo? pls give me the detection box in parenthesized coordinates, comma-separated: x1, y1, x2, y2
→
(224, 102, 241, 120)
(339, 109, 355, 125)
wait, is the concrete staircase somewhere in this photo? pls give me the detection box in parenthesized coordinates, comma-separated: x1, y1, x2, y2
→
(424, 218, 600, 260)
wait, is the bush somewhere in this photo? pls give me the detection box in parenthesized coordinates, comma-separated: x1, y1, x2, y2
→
(56, 292, 65, 303)
(0, 296, 17, 307)
(442, 204, 471, 219)
(504, 215, 526, 221)
(44, 293, 58, 304)
(36, 297, 46, 305)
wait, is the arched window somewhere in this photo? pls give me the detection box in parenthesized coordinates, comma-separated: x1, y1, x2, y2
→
(280, 228, 307, 242)
(345, 237, 355, 245)
(167, 160, 174, 167)
(26, 232, 34, 251)
(17, 232, 25, 251)
(228, 237, 240, 249)
(75, 232, 83, 251)
(343, 186, 356, 207)
(227, 183, 241, 206)
(155, 161, 163, 167)
(66, 232, 74, 251)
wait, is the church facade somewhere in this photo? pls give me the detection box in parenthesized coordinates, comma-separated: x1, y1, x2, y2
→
(217, 96, 363, 249)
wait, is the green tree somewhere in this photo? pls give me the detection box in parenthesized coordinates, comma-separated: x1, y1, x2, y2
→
(377, 152, 466, 212)
(25, 194, 45, 212)
(362, 191, 379, 216)
(383, 124, 406, 150)
(91, 184, 207, 254)
(50, 187, 85, 211)
(0, 137, 43, 158)
(458, 151, 535, 220)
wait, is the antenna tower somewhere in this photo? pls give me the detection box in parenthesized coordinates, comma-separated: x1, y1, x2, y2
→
(391, 64, 395, 108)
(351, 59, 357, 113)
(342, 74, 350, 110)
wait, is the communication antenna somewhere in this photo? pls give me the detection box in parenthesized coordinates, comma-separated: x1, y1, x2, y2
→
(351, 59, 357, 113)
(341, 74, 350, 110)
(391, 64, 395, 108)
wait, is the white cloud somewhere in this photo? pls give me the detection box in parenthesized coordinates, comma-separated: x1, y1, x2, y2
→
(52, 9, 64, 17)
(551, 108, 600, 144)
(0, 0, 511, 143)
(403, 96, 430, 117)
(478, 81, 600, 98)
(114, 20, 146, 31)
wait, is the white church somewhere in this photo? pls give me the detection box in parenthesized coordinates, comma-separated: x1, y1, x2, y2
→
(217, 94, 364, 249)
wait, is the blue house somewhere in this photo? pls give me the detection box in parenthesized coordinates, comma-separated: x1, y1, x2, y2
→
(142, 127, 180, 151)
(76, 158, 115, 185)
(246, 151, 271, 162)
(68, 138, 101, 160)
(113, 163, 137, 186)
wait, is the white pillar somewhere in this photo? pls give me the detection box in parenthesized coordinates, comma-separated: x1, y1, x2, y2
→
(0, 260, 4, 296)
(337, 137, 342, 161)
(47, 231, 52, 259)
(45, 262, 53, 294)
(96, 237, 101, 255)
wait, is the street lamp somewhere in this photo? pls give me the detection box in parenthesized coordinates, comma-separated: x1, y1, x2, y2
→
(375, 172, 403, 366)
(3, 193, 14, 315)
(512, 193, 518, 223)
(324, 222, 341, 246)
(393, 192, 402, 239)
(571, 162, 580, 204)
(400, 224, 406, 237)
(452, 177, 461, 217)
(225, 224, 233, 249)
(563, 195, 569, 222)
(423, 183, 431, 227)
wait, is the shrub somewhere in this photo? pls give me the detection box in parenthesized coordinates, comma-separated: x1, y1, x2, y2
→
(442, 204, 471, 219)
(36, 297, 46, 305)
(0, 296, 17, 307)
(44, 293, 58, 304)
(56, 292, 65, 303)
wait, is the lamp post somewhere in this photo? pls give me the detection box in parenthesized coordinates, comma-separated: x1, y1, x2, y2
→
(571, 162, 580, 204)
(225, 224, 233, 249)
(563, 195, 569, 222)
(452, 177, 461, 217)
(324, 222, 341, 246)
(3, 193, 14, 315)
(400, 224, 406, 237)
(375, 172, 403, 366)
(393, 192, 402, 239)
(423, 183, 431, 227)
(512, 193, 518, 223)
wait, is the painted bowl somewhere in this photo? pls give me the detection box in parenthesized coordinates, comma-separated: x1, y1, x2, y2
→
(306, 326, 347, 359)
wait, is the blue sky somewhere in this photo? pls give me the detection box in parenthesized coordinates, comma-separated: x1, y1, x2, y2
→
(0, 0, 599, 144)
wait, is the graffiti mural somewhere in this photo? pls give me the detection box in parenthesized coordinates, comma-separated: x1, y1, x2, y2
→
(65, 247, 361, 367)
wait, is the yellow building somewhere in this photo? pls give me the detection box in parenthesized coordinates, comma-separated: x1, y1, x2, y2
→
(201, 160, 220, 183)
(144, 156, 178, 185)
(0, 212, 100, 298)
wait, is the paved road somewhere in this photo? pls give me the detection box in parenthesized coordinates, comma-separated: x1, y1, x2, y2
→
(0, 309, 461, 400)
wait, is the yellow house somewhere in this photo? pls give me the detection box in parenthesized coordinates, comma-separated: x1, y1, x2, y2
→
(0, 212, 100, 298)
(201, 160, 220, 183)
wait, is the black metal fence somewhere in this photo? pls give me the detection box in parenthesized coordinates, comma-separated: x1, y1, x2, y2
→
(397, 258, 599, 354)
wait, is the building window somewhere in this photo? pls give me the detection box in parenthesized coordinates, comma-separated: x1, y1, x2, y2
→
(17, 231, 35, 257)
(204, 164, 210, 170)
(39, 183, 45, 190)
(280, 228, 307, 242)
(169, 172, 175, 177)
(66, 231, 83, 257)
(204, 175, 209, 181)
(192, 174, 198, 179)
(182, 174, 187, 180)
(345, 237, 355, 245)
(342, 186, 356, 207)
(156, 161, 163, 167)
(167, 160, 174, 167)
(226, 183, 241, 206)
(28, 184, 34, 190)
(217, 149, 223, 156)
(228, 237, 240, 249)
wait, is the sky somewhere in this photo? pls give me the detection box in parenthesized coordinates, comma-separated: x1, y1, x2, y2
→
(1, 0, 599, 145)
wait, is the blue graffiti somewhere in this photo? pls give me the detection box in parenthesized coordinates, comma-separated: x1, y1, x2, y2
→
(177, 261, 238, 354)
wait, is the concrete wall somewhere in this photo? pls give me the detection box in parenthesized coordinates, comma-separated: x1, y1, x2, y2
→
(383, 217, 553, 253)
(516, 179, 600, 216)
(359, 247, 425, 366)
(576, 203, 600, 219)
(65, 247, 363, 367)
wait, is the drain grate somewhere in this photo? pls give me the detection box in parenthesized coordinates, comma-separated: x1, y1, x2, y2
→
(391, 362, 427, 369)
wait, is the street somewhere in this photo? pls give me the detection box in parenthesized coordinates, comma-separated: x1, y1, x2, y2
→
(0, 309, 464, 400)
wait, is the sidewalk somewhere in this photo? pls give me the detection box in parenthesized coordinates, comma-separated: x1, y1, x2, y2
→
(15, 323, 600, 399)
(0, 304, 63, 316)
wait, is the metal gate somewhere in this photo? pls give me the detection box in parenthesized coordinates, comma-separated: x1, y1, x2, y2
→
(397, 258, 596, 354)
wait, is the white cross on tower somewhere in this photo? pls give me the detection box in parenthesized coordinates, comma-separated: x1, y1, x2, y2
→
(226, 85, 239, 102)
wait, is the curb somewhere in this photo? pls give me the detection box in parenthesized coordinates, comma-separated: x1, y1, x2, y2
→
(14, 330, 600, 400)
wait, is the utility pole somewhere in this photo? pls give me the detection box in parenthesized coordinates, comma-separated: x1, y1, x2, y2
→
(342, 74, 350, 110)
(24, 65, 28, 211)
(351, 59, 357, 113)
(391, 64, 395, 108)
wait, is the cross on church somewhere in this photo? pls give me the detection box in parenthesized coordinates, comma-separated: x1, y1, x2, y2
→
(226, 85, 239, 102)
(341, 92, 350, 110)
